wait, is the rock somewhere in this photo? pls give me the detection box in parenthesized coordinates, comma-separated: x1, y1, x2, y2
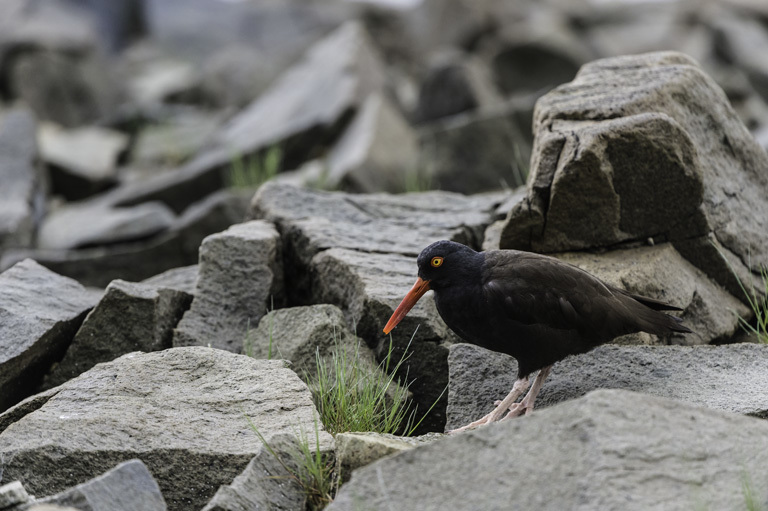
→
(0, 108, 44, 251)
(209, 20, 387, 171)
(329, 389, 768, 511)
(320, 93, 419, 193)
(712, 12, 768, 102)
(500, 52, 768, 296)
(334, 432, 441, 484)
(413, 51, 503, 124)
(126, 57, 200, 107)
(38, 123, 129, 200)
(37, 202, 176, 250)
(446, 343, 768, 431)
(555, 243, 749, 345)
(246, 304, 372, 380)
(141, 265, 198, 296)
(418, 101, 531, 193)
(44, 279, 192, 388)
(0, 259, 95, 412)
(0, 348, 332, 511)
(1, 189, 247, 287)
(174, 221, 283, 352)
(201, 434, 306, 511)
(250, 182, 500, 275)
(0, 480, 31, 508)
(310, 248, 453, 432)
(26, 460, 166, 511)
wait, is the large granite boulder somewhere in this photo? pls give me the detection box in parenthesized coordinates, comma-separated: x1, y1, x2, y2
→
(446, 343, 768, 431)
(329, 389, 768, 510)
(0, 260, 95, 412)
(500, 52, 768, 298)
(0, 348, 332, 511)
(173, 221, 283, 352)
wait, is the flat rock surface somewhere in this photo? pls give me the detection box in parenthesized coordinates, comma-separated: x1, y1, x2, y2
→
(329, 389, 768, 511)
(446, 342, 768, 431)
(38, 123, 128, 181)
(0, 259, 95, 411)
(0, 347, 332, 511)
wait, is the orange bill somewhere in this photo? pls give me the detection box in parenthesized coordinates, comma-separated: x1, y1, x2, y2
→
(383, 277, 431, 334)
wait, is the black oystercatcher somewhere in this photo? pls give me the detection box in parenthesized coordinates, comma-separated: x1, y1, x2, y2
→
(383, 240, 692, 433)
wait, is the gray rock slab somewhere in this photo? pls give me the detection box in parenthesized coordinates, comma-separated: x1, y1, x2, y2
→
(247, 304, 371, 380)
(38, 123, 128, 183)
(322, 92, 419, 194)
(446, 342, 768, 431)
(37, 202, 176, 250)
(174, 221, 283, 352)
(209, 20, 386, 170)
(310, 248, 454, 432)
(334, 432, 441, 484)
(201, 434, 306, 511)
(501, 51, 768, 291)
(25, 459, 166, 511)
(419, 101, 531, 193)
(0, 259, 95, 412)
(44, 279, 193, 388)
(0, 348, 332, 511)
(0, 107, 44, 251)
(132, 111, 221, 166)
(556, 243, 749, 345)
(141, 265, 198, 295)
(0, 480, 31, 508)
(1, 190, 247, 287)
(329, 389, 768, 511)
(250, 181, 502, 265)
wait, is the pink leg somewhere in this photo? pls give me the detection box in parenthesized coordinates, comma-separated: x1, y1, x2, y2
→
(447, 376, 530, 434)
(502, 365, 552, 420)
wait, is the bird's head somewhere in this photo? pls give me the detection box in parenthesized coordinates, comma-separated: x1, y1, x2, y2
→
(383, 240, 480, 334)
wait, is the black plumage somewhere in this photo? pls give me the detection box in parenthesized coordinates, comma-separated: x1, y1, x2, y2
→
(384, 240, 692, 432)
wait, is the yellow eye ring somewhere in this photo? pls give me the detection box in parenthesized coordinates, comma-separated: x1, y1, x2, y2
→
(431, 256, 443, 267)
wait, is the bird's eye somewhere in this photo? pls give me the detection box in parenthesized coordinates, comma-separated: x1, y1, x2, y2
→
(431, 256, 443, 267)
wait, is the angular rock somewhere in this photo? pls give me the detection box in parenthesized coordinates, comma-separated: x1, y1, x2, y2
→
(555, 243, 749, 345)
(0, 480, 31, 508)
(247, 304, 372, 380)
(0, 348, 332, 511)
(38, 123, 128, 200)
(446, 343, 768, 431)
(37, 202, 176, 250)
(250, 182, 501, 272)
(1, 190, 247, 287)
(141, 265, 198, 296)
(501, 52, 768, 295)
(209, 20, 387, 172)
(419, 101, 531, 193)
(0, 259, 95, 412)
(126, 58, 200, 107)
(334, 432, 441, 484)
(321, 93, 419, 193)
(44, 279, 192, 388)
(201, 434, 305, 511)
(329, 389, 768, 511)
(414, 51, 503, 124)
(26, 460, 166, 511)
(712, 12, 768, 102)
(174, 221, 283, 352)
(0, 108, 44, 251)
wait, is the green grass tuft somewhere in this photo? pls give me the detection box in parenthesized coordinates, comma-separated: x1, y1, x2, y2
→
(227, 145, 282, 188)
(717, 247, 768, 343)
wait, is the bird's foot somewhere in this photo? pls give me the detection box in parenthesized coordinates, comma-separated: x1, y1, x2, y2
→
(446, 413, 497, 434)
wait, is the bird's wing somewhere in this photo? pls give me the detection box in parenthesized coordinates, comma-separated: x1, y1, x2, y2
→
(481, 251, 630, 334)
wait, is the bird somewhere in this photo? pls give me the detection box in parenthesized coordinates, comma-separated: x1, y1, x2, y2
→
(383, 240, 692, 433)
